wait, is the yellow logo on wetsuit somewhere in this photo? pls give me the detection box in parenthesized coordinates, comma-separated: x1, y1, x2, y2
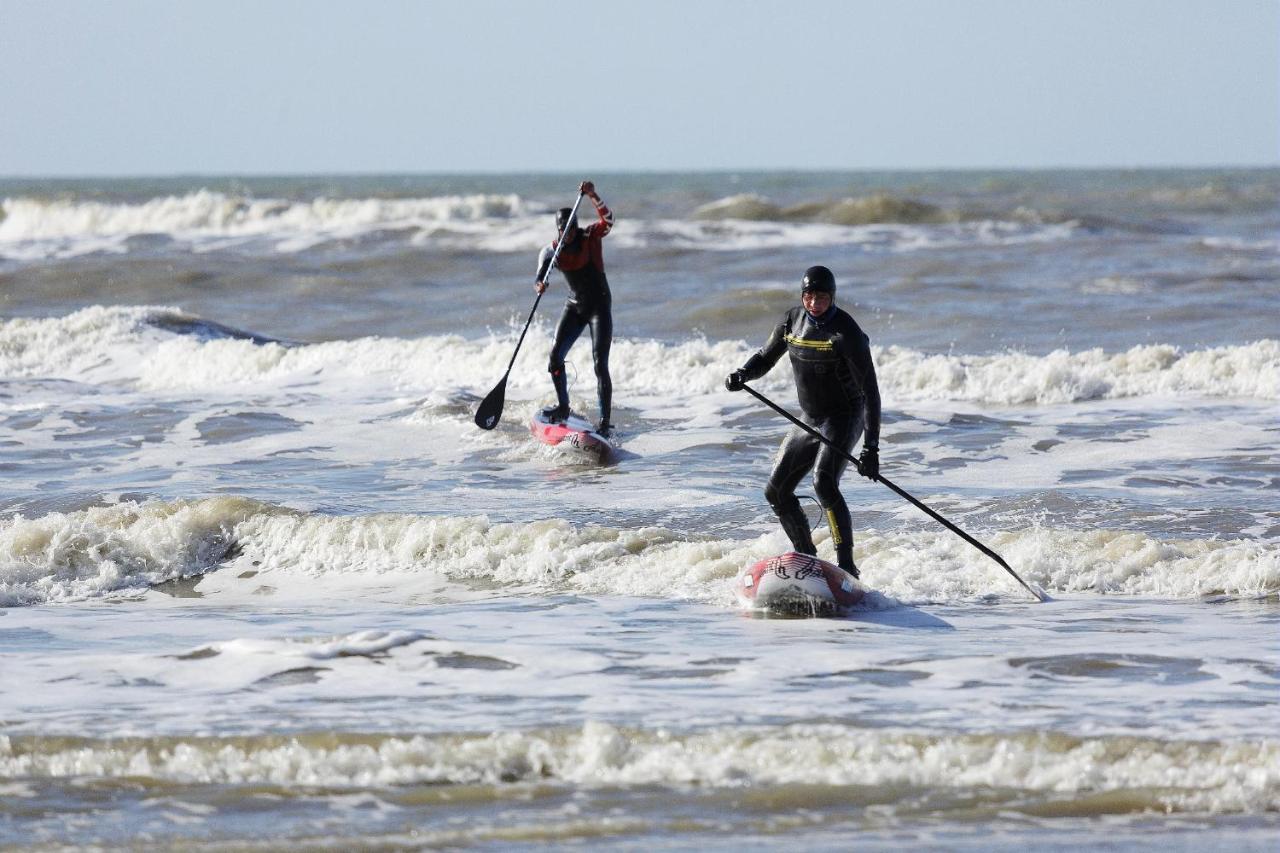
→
(784, 334, 835, 351)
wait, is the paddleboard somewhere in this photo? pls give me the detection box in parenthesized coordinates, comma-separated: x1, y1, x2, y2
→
(529, 410, 613, 460)
(737, 551, 865, 615)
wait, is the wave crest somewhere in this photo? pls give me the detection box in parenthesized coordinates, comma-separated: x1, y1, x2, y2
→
(0, 189, 530, 248)
(879, 340, 1280, 403)
(694, 193, 950, 225)
(3, 498, 1275, 607)
(3, 307, 1277, 404)
(0, 497, 272, 605)
(2, 724, 1274, 814)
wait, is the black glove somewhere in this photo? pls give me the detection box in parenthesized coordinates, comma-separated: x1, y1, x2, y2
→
(724, 369, 747, 392)
(858, 445, 880, 481)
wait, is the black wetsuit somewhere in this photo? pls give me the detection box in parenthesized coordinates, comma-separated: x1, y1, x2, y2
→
(536, 195, 615, 425)
(739, 304, 882, 567)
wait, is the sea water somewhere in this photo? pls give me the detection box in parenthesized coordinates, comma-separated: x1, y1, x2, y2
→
(1, 170, 1277, 849)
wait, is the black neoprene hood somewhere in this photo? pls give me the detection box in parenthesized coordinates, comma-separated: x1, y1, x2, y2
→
(801, 265, 836, 294)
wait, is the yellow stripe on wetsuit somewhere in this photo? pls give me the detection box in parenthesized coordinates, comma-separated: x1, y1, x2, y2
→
(785, 334, 834, 351)
(826, 509, 843, 545)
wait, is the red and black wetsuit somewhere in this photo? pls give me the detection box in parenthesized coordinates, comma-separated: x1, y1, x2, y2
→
(535, 195, 615, 426)
(738, 304, 882, 568)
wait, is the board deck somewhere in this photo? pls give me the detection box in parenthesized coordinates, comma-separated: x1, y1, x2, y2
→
(737, 551, 866, 615)
(529, 410, 613, 460)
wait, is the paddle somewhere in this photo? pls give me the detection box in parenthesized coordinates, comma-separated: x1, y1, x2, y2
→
(474, 192, 586, 430)
(740, 382, 1045, 602)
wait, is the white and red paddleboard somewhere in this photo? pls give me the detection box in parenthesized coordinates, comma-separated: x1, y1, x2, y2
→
(737, 551, 866, 615)
(529, 410, 613, 460)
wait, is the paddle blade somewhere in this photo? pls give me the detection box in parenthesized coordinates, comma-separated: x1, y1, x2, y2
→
(474, 375, 508, 430)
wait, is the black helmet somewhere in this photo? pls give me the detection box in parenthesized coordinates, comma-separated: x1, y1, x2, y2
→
(555, 207, 576, 231)
(801, 265, 836, 294)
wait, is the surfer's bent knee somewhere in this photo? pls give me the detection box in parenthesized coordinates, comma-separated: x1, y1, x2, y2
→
(812, 470, 841, 505)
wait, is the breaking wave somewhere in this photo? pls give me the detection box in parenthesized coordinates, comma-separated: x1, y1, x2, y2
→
(689, 192, 1100, 233)
(0, 190, 1079, 259)
(877, 340, 1280, 403)
(694, 192, 954, 225)
(1, 723, 1274, 815)
(2, 307, 1277, 403)
(0, 190, 529, 240)
(2, 497, 1275, 606)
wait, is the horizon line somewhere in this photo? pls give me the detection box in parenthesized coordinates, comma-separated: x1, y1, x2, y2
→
(3, 162, 1279, 182)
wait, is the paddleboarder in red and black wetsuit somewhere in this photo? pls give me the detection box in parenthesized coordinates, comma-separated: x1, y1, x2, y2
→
(535, 180, 616, 436)
(725, 266, 882, 578)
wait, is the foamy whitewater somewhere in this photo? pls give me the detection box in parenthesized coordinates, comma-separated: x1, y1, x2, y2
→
(1, 170, 1277, 850)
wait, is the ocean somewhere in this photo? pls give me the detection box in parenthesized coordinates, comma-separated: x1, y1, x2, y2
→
(1, 169, 1277, 850)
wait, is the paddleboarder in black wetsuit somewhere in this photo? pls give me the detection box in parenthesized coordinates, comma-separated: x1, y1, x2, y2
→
(725, 266, 881, 577)
(535, 180, 616, 436)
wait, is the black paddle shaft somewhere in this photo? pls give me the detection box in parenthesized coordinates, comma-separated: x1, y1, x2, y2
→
(503, 291, 543, 376)
(741, 383, 1044, 602)
(473, 293, 541, 430)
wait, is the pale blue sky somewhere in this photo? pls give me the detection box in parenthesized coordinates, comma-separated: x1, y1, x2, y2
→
(2, 0, 1276, 175)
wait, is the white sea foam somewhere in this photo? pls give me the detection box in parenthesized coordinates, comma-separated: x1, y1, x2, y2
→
(0, 306, 775, 401)
(3, 307, 1277, 404)
(212, 629, 428, 661)
(1, 723, 1274, 814)
(1081, 275, 1151, 295)
(0, 305, 169, 384)
(2, 498, 1275, 607)
(1201, 235, 1280, 253)
(876, 340, 1280, 403)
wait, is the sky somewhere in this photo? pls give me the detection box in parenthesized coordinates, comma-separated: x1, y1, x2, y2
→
(1, 0, 1277, 176)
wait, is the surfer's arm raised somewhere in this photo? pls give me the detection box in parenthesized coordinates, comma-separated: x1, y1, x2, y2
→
(580, 180, 614, 238)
